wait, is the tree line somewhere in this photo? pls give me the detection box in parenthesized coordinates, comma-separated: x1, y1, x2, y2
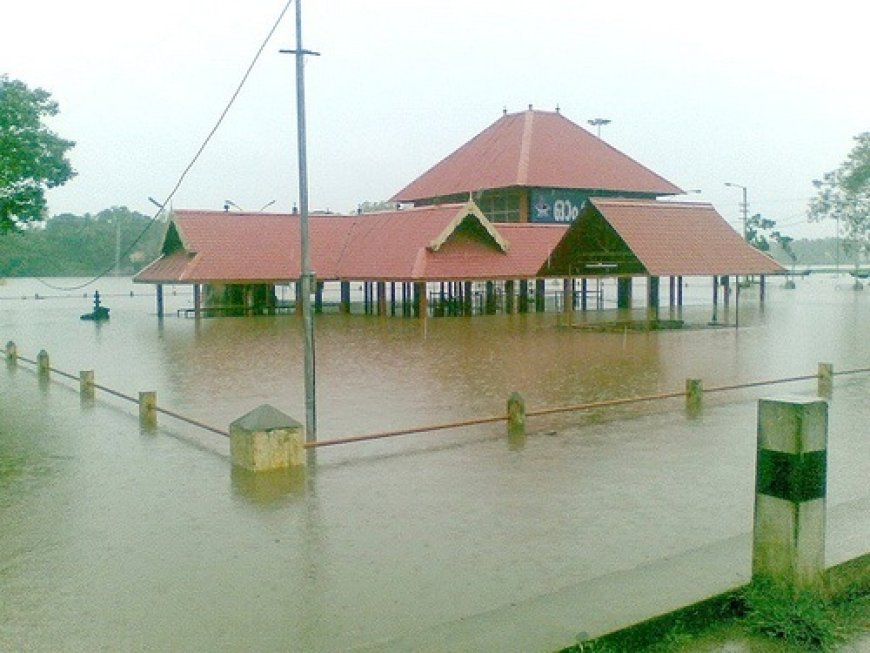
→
(0, 207, 165, 276)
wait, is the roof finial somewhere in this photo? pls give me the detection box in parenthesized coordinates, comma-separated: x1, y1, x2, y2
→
(528, 103, 533, 112)
(503, 106, 507, 116)
(555, 104, 560, 114)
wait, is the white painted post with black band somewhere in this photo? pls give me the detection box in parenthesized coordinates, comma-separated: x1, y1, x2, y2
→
(752, 397, 828, 590)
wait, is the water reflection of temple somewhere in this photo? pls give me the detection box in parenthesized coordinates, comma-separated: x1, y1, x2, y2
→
(134, 108, 782, 320)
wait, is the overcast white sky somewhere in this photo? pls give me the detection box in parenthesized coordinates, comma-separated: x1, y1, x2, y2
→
(4, 0, 867, 238)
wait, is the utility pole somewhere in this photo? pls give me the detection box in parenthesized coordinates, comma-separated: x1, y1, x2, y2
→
(114, 217, 121, 276)
(724, 182, 749, 240)
(282, 0, 319, 443)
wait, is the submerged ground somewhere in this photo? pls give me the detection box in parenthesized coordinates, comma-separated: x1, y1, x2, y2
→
(0, 275, 867, 651)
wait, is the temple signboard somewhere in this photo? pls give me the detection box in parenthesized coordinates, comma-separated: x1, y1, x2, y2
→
(530, 189, 587, 223)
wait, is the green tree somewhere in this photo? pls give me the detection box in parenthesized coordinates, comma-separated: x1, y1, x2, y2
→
(745, 212, 777, 252)
(0, 207, 164, 277)
(0, 75, 76, 233)
(808, 132, 870, 255)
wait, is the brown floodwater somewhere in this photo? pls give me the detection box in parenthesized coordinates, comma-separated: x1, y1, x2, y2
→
(0, 275, 867, 651)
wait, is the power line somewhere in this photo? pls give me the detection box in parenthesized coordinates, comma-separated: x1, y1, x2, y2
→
(35, 0, 295, 292)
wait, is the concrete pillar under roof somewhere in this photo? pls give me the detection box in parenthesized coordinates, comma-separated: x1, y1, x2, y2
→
(617, 277, 632, 310)
(485, 281, 496, 314)
(518, 280, 529, 313)
(414, 282, 428, 319)
(339, 281, 351, 313)
(193, 284, 202, 317)
(647, 276, 660, 320)
(505, 280, 515, 314)
(562, 278, 573, 313)
(463, 281, 473, 315)
(314, 282, 324, 314)
(377, 281, 387, 316)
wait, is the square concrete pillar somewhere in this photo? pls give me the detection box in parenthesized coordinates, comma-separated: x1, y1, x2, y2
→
(230, 405, 305, 471)
(753, 398, 828, 590)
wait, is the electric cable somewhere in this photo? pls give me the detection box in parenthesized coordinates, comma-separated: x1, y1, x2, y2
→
(34, 0, 295, 292)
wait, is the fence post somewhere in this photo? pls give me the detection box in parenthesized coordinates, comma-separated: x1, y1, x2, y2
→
(507, 392, 525, 438)
(685, 378, 702, 412)
(139, 391, 157, 428)
(80, 370, 95, 399)
(5, 341, 16, 365)
(753, 398, 828, 590)
(817, 362, 833, 397)
(230, 405, 305, 471)
(37, 349, 50, 377)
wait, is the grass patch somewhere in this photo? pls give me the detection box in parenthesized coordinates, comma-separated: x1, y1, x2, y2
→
(559, 579, 870, 653)
(739, 578, 837, 650)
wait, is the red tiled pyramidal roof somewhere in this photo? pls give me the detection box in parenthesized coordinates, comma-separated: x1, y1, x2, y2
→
(541, 198, 784, 277)
(594, 199, 783, 276)
(392, 109, 683, 202)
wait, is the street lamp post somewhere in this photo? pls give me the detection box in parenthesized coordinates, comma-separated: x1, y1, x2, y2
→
(724, 182, 748, 240)
(587, 118, 611, 138)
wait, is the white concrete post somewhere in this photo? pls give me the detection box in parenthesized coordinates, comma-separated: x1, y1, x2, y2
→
(507, 392, 525, 438)
(80, 370, 95, 399)
(686, 378, 703, 412)
(5, 341, 17, 364)
(817, 362, 833, 397)
(753, 398, 828, 590)
(37, 349, 50, 377)
(139, 391, 157, 428)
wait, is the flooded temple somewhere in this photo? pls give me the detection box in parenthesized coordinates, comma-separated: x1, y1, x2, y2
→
(134, 108, 782, 318)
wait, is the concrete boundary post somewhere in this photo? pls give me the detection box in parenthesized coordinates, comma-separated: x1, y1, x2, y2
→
(80, 370, 95, 399)
(685, 378, 702, 412)
(37, 349, 50, 377)
(507, 392, 525, 438)
(817, 362, 833, 397)
(139, 391, 157, 428)
(5, 341, 16, 364)
(753, 398, 828, 590)
(230, 405, 305, 471)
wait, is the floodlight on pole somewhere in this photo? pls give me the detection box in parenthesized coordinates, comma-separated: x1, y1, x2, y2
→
(587, 118, 612, 138)
(724, 182, 748, 240)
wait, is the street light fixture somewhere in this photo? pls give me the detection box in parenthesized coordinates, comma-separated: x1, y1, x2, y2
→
(724, 182, 748, 240)
(587, 118, 611, 138)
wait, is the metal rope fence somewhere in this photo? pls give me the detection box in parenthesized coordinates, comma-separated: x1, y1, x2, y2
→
(6, 344, 870, 450)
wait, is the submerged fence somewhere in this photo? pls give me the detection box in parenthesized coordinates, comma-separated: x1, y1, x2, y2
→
(6, 339, 869, 454)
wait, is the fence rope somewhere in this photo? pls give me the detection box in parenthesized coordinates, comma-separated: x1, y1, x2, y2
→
(8, 352, 870, 449)
(16, 355, 231, 438)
